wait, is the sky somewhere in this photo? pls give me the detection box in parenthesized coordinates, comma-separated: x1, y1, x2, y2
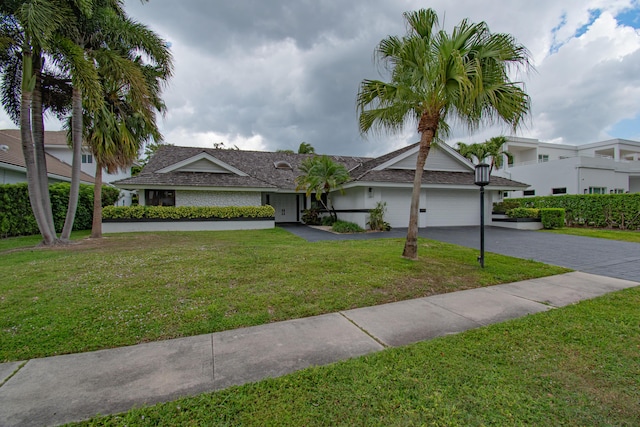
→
(1, 0, 640, 157)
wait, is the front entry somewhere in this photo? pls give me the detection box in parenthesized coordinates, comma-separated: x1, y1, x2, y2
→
(267, 193, 299, 223)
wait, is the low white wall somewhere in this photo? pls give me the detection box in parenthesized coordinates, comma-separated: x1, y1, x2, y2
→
(103, 219, 274, 233)
(491, 219, 543, 230)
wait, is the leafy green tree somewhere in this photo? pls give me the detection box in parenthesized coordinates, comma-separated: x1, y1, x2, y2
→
(295, 155, 350, 221)
(357, 9, 531, 259)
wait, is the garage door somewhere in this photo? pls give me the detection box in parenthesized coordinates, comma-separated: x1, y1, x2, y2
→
(424, 189, 479, 227)
(379, 188, 412, 228)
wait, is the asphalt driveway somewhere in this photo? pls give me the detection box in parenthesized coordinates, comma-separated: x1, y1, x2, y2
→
(279, 224, 640, 282)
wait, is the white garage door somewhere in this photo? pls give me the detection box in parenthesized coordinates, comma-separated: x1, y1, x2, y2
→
(424, 189, 479, 227)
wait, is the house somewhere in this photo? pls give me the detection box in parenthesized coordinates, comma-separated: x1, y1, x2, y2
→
(0, 129, 94, 184)
(494, 137, 640, 197)
(114, 142, 528, 228)
(0, 129, 135, 204)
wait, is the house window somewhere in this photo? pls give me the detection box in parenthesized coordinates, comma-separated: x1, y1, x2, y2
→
(538, 154, 549, 163)
(588, 187, 606, 194)
(552, 187, 567, 195)
(523, 190, 535, 196)
(82, 154, 93, 164)
(145, 190, 175, 206)
(611, 188, 625, 194)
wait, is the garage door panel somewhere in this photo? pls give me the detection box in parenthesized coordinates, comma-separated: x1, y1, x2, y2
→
(425, 189, 478, 227)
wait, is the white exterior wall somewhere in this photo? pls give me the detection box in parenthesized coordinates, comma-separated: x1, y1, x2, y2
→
(1, 168, 27, 184)
(44, 146, 131, 183)
(176, 190, 261, 207)
(630, 176, 640, 192)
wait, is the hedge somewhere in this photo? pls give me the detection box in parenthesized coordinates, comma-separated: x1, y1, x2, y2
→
(0, 183, 121, 238)
(102, 205, 276, 220)
(506, 208, 540, 219)
(507, 193, 640, 230)
(540, 208, 565, 229)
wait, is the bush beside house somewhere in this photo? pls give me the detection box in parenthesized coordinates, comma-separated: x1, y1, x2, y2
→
(499, 194, 640, 230)
(102, 205, 275, 220)
(0, 183, 121, 238)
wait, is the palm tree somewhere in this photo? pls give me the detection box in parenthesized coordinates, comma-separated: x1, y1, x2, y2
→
(484, 136, 513, 173)
(456, 141, 489, 165)
(297, 142, 315, 154)
(295, 155, 350, 221)
(1, 0, 74, 245)
(357, 9, 531, 259)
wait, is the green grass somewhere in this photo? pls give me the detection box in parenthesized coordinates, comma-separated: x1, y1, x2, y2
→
(72, 287, 640, 426)
(0, 230, 90, 252)
(0, 228, 569, 362)
(542, 227, 640, 243)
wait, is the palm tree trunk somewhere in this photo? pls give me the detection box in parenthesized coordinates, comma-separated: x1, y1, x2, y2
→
(402, 113, 438, 259)
(32, 53, 57, 238)
(61, 87, 84, 240)
(91, 161, 103, 238)
(20, 44, 56, 245)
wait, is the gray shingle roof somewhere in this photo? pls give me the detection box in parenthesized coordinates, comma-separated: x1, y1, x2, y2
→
(114, 144, 527, 190)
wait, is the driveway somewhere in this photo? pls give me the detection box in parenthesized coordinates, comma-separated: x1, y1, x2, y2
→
(279, 224, 640, 282)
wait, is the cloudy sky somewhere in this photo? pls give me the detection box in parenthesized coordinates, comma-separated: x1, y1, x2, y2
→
(2, 0, 640, 157)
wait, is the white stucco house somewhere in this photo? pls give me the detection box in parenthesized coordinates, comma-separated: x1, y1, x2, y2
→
(113, 142, 528, 229)
(494, 137, 640, 197)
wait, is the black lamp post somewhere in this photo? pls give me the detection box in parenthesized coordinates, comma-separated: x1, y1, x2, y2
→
(474, 163, 490, 268)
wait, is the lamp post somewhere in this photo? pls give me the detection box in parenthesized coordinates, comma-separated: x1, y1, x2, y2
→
(474, 163, 490, 268)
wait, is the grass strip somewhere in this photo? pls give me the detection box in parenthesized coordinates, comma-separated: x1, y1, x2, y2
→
(72, 287, 640, 426)
(542, 227, 640, 243)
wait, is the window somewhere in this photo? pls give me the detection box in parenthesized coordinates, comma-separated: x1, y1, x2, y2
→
(523, 190, 535, 196)
(145, 190, 175, 206)
(589, 187, 606, 194)
(82, 154, 93, 164)
(611, 188, 625, 194)
(538, 154, 549, 163)
(552, 187, 567, 195)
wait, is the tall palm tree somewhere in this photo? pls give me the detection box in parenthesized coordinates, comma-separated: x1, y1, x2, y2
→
(1, 0, 74, 245)
(295, 155, 350, 221)
(456, 141, 489, 165)
(357, 9, 531, 259)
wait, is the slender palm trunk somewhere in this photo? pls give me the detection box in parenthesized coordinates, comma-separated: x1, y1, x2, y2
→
(32, 54, 57, 238)
(402, 113, 438, 259)
(61, 87, 84, 240)
(20, 44, 56, 245)
(91, 161, 103, 238)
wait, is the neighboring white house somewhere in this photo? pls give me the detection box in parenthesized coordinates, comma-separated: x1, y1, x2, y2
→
(114, 142, 528, 228)
(0, 129, 95, 185)
(0, 129, 135, 204)
(493, 137, 640, 197)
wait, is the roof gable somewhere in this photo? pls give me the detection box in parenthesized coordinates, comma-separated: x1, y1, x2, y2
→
(156, 152, 248, 176)
(373, 143, 473, 173)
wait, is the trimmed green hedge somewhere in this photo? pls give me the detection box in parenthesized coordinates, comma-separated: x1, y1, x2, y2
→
(507, 194, 640, 230)
(540, 208, 565, 229)
(0, 183, 120, 238)
(102, 205, 276, 220)
(506, 208, 540, 219)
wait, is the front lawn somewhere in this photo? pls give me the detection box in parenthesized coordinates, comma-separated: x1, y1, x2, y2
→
(0, 228, 568, 362)
(73, 286, 640, 426)
(542, 227, 640, 243)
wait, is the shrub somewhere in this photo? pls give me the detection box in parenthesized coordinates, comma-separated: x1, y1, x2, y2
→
(301, 208, 321, 225)
(506, 207, 540, 219)
(492, 199, 521, 214)
(102, 205, 276, 220)
(367, 201, 391, 231)
(510, 193, 640, 230)
(332, 220, 364, 233)
(540, 208, 565, 229)
(0, 182, 112, 238)
(321, 215, 336, 226)
(101, 186, 121, 207)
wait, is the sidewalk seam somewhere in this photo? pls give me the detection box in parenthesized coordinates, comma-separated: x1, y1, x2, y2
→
(0, 360, 28, 389)
(210, 334, 215, 387)
(338, 312, 389, 349)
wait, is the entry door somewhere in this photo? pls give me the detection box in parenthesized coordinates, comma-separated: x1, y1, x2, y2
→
(270, 194, 298, 222)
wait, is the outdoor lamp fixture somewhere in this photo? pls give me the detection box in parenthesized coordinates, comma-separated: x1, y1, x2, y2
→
(474, 163, 490, 268)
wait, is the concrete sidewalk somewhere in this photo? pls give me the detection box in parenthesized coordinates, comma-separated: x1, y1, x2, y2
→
(1, 272, 637, 426)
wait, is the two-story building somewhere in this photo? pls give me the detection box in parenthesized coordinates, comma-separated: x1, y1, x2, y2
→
(493, 137, 640, 197)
